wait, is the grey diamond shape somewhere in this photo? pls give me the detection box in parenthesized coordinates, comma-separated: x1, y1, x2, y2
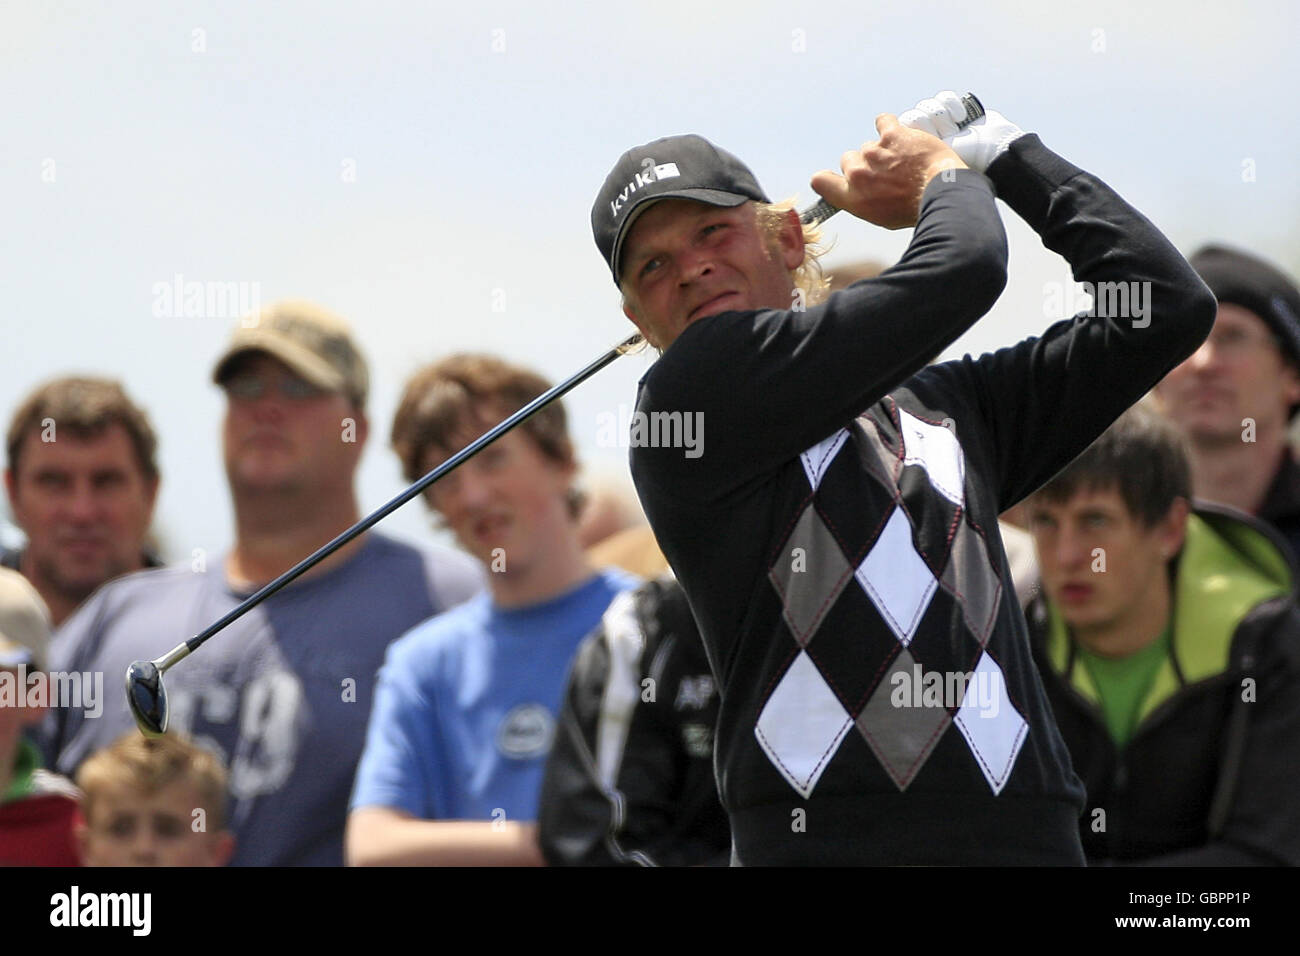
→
(854, 414, 902, 495)
(940, 519, 1003, 646)
(855, 647, 952, 791)
(768, 505, 852, 646)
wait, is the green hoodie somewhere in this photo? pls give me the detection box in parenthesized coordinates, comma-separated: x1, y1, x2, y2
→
(1042, 508, 1293, 727)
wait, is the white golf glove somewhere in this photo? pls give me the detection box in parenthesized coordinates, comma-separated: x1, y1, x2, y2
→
(899, 91, 1026, 173)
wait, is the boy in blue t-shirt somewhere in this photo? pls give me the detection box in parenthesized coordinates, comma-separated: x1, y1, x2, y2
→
(347, 354, 639, 865)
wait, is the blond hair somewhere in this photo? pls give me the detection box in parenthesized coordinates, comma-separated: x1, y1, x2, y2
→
(756, 197, 832, 307)
(76, 732, 228, 829)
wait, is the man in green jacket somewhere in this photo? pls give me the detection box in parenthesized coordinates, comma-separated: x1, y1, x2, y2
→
(1023, 403, 1300, 864)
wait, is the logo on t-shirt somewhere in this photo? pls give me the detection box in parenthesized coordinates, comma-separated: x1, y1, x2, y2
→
(496, 703, 554, 759)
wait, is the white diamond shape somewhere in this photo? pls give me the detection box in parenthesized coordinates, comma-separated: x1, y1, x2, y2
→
(954, 652, 1027, 795)
(754, 650, 852, 799)
(800, 428, 850, 491)
(855, 507, 938, 645)
(899, 409, 965, 505)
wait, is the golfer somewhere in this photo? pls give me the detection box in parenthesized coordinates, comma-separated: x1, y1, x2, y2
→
(590, 92, 1216, 864)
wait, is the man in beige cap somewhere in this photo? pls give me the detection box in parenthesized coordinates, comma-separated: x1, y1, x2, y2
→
(0, 567, 81, 865)
(44, 301, 483, 866)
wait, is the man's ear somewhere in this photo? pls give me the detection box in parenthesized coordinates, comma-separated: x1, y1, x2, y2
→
(622, 299, 658, 350)
(1158, 496, 1191, 559)
(776, 206, 806, 272)
(1280, 360, 1300, 409)
(354, 409, 370, 448)
(343, 407, 369, 453)
(143, 473, 160, 514)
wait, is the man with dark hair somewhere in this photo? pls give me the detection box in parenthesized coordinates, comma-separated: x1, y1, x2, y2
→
(1156, 245, 1300, 560)
(347, 354, 639, 866)
(4, 377, 161, 625)
(1023, 404, 1300, 864)
(591, 92, 1215, 864)
(44, 302, 483, 866)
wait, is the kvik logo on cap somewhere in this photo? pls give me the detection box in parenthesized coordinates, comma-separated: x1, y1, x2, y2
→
(609, 158, 681, 218)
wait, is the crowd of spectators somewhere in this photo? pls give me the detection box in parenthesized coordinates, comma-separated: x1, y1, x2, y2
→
(2, 238, 1298, 866)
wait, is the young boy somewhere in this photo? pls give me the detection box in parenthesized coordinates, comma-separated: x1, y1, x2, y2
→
(1024, 404, 1300, 864)
(347, 354, 639, 865)
(76, 731, 235, 867)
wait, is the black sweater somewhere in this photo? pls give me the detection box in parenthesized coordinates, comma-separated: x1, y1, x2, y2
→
(629, 135, 1217, 865)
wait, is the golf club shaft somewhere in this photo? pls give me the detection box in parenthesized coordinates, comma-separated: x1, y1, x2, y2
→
(158, 644, 191, 672)
(173, 331, 642, 661)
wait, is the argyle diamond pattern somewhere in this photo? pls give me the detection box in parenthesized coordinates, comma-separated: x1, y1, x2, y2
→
(756, 407, 1026, 799)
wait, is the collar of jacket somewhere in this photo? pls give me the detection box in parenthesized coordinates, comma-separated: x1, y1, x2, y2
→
(1040, 502, 1294, 723)
(1258, 448, 1300, 526)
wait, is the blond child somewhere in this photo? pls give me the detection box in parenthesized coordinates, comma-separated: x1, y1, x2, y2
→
(76, 732, 234, 867)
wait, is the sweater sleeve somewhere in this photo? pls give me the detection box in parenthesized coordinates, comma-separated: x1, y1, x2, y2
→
(634, 168, 1008, 503)
(913, 134, 1217, 512)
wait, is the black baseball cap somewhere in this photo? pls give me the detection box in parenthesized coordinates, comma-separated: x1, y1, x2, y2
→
(1189, 245, 1300, 368)
(592, 134, 770, 284)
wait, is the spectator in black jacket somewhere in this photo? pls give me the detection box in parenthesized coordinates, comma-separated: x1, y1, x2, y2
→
(540, 575, 729, 865)
(1024, 404, 1300, 865)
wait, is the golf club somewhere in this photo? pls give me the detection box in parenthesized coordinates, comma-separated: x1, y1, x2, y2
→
(126, 91, 985, 737)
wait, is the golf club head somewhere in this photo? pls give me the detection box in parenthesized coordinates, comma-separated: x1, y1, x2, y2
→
(125, 660, 168, 737)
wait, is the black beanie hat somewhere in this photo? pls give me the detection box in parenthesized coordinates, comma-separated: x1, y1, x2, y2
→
(1189, 245, 1300, 368)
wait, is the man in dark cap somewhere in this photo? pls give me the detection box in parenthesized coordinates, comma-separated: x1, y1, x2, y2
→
(588, 92, 1216, 865)
(1155, 246, 1300, 560)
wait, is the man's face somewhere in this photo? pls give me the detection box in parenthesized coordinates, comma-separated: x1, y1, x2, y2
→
(1155, 303, 1300, 444)
(221, 353, 366, 499)
(78, 781, 234, 867)
(420, 413, 576, 574)
(1027, 486, 1184, 639)
(619, 199, 805, 350)
(4, 423, 158, 602)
